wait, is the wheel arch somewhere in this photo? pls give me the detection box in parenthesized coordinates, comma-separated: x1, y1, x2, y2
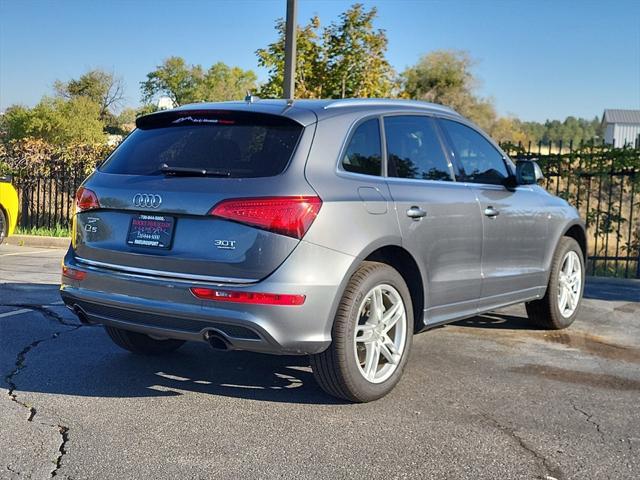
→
(542, 219, 587, 285)
(563, 223, 587, 261)
(362, 245, 426, 333)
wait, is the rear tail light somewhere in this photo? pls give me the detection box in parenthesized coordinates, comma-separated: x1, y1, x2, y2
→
(75, 187, 100, 213)
(191, 287, 305, 306)
(209, 196, 322, 239)
(62, 266, 86, 281)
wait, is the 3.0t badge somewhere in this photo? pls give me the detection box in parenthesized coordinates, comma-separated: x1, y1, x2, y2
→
(214, 239, 236, 250)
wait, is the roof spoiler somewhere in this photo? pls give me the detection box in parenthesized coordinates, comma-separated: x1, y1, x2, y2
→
(136, 109, 303, 130)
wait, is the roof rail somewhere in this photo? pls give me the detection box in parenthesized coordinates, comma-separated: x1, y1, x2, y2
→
(323, 98, 457, 113)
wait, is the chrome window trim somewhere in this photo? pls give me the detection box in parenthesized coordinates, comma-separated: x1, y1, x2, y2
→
(384, 176, 468, 188)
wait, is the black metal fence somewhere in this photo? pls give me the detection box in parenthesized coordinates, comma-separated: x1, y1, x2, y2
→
(14, 164, 85, 231)
(10, 142, 640, 278)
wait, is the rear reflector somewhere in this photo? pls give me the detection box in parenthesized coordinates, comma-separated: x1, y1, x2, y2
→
(75, 187, 100, 213)
(209, 196, 322, 239)
(190, 287, 305, 306)
(62, 266, 86, 281)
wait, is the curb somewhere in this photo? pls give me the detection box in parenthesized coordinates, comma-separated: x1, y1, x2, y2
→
(4, 235, 71, 249)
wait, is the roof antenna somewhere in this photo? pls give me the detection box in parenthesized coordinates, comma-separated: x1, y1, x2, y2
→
(245, 91, 260, 104)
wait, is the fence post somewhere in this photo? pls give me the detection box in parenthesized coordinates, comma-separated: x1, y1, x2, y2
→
(19, 184, 29, 228)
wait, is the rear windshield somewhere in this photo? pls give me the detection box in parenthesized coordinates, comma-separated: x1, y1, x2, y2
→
(100, 112, 303, 177)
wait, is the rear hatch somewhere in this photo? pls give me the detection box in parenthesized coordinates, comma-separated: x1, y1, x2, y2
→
(73, 109, 320, 282)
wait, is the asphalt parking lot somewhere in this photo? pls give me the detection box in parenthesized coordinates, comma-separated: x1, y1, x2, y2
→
(1, 243, 639, 479)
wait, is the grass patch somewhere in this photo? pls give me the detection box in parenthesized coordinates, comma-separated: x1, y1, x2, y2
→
(15, 225, 71, 237)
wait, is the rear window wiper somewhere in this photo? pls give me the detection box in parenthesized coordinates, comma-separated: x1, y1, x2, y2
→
(159, 164, 231, 177)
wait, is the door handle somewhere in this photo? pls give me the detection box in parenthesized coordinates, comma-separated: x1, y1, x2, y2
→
(406, 206, 427, 219)
(484, 206, 499, 218)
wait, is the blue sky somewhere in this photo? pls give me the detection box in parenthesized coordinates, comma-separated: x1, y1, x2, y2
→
(1, 0, 638, 121)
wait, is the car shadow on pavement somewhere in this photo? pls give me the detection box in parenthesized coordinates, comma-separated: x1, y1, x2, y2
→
(1, 282, 347, 404)
(452, 312, 541, 330)
(68, 343, 349, 405)
(16, 332, 349, 405)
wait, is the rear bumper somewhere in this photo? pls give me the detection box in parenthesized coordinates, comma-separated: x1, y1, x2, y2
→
(60, 240, 356, 355)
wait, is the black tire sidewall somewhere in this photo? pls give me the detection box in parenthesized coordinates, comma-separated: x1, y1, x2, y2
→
(547, 237, 585, 328)
(337, 263, 413, 401)
(0, 209, 7, 244)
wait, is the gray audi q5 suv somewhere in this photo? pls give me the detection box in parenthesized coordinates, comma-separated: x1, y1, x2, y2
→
(61, 99, 586, 402)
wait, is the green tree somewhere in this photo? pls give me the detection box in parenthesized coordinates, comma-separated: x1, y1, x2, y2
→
(54, 69, 125, 121)
(0, 105, 32, 140)
(519, 116, 603, 145)
(323, 4, 395, 98)
(256, 16, 325, 98)
(402, 50, 497, 131)
(2, 97, 105, 145)
(257, 3, 395, 99)
(141, 56, 201, 106)
(196, 62, 257, 101)
(141, 57, 256, 106)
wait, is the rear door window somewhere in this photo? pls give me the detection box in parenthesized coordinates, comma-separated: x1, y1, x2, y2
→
(341, 118, 382, 176)
(384, 116, 453, 181)
(100, 112, 303, 177)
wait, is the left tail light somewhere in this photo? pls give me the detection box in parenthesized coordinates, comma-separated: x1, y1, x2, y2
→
(75, 187, 100, 213)
(62, 266, 86, 281)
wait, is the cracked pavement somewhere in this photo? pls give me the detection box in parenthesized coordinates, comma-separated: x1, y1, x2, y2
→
(1, 243, 639, 479)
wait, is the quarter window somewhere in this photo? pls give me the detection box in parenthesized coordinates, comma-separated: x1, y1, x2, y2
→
(384, 116, 452, 181)
(341, 119, 382, 176)
(439, 119, 510, 185)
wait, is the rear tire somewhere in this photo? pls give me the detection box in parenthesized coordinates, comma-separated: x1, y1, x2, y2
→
(105, 326, 185, 355)
(310, 261, 413, 403)
(526, 237, 584, 329)
(0, 209, 7, 245)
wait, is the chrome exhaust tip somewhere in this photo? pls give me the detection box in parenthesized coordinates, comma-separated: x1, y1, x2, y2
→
(204, 330, 231, 351)
(72, 305, 92, 325)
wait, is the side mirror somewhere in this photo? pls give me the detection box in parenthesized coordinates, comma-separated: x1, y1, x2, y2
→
(516, 161, 544, 185)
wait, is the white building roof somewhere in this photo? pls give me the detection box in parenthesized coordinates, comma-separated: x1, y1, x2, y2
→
(603, 109, 640, 124)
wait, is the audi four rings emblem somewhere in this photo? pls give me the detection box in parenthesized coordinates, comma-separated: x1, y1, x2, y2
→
(132, 193, 162, 209)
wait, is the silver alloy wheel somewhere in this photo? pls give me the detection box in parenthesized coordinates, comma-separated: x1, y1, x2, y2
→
(557, 250, 582, 318)
(353, 283, 407, 384)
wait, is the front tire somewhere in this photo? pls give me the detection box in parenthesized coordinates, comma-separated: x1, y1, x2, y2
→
(526, 237, 584, 329)
(105, 326, 185, 355)
(310, 261, 413, 402)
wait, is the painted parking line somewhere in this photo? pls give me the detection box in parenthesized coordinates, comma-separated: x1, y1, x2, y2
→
(0, 308, 32, 318)
(0, 250, 59, 257)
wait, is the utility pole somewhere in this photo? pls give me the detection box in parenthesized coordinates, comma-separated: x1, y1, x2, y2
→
(283, 0, 297, 99)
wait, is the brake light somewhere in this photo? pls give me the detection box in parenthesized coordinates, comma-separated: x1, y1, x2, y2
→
(75, 187, 100, 213)
(62, 266, 86, 281)
(209, 196, 322, 239)
(190, 287, 305, 306)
